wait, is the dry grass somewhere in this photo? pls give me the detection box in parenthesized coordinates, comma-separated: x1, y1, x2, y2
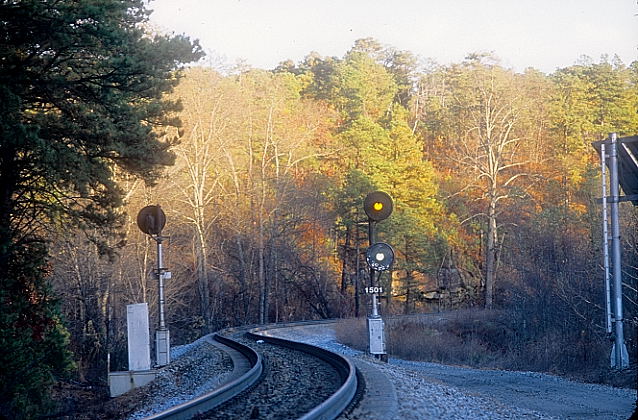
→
(334, 309, 633, 387)
(387, 312, 514, 368)
(336, 310, 515, 368)
(334, 318, 368, 350)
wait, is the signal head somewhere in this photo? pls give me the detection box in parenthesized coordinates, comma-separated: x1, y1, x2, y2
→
(136, 205, 166, 235)
(364, 191, 393, 221)
(366, 242, 395, 271)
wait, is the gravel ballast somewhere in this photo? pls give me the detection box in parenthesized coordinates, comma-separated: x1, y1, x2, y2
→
(108, 322, 635, 420)
(267, 323, 635, 420)
(125, 336, 234, 419)
(195, 333, 343, 419)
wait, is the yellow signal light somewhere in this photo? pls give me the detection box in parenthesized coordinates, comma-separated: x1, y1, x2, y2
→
(364, 191, 393, 221)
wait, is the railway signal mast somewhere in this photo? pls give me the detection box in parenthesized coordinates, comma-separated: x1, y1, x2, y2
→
(594, 133, 631, 369)
(137, 205, 172, 367)
(363, 191, 395, 362)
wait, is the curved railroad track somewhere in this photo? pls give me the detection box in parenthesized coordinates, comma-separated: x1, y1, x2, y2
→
(136, 315, 635, 419)
(145, 320, 358, 420)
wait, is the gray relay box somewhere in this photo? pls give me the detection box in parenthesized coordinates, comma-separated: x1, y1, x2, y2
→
(367, 317, 386, 354)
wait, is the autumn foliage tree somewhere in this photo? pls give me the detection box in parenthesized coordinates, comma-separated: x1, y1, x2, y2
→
(32, 33, 638, 395)
(416, 55, 545, 308)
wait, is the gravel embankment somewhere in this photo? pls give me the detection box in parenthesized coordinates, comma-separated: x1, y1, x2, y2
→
(267, 323, 636, 420)
(124, 336, 234, 419)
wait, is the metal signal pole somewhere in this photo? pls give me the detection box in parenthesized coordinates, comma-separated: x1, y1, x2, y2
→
(363, 191, 394, 362)
(368, 219, 380, 319)
(608, 133, 628, 369)
(137, 205, 171, 367)
(600, 142, 613, 337)
(155, 234, 170, 366)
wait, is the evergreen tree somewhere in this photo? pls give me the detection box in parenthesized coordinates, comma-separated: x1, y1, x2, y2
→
(325, 42, 446, 311)
(0, 242, 74, 419)
(0, 1, 202, 417)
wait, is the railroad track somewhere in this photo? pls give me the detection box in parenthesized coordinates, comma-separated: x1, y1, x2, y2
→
(145, 320, 358, 420)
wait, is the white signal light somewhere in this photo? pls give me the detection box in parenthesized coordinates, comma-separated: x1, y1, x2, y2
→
(366, 242, 395, 271)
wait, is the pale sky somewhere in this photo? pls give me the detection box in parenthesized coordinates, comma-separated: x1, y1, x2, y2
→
(148, 0, 638, 74)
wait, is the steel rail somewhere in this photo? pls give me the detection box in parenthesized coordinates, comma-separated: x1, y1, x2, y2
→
(248, 322, 358, 420)
(144, 319, 357, 420)
(144, 333, 262, 420)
